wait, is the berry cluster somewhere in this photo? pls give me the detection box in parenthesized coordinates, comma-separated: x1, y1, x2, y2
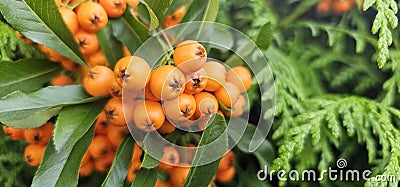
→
(3, 122, 54, 167)
(316, 0, 358, 15)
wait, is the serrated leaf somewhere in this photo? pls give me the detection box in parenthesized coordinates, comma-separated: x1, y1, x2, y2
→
(131, 168, 157, 187)
(97, 24, 124, 68)
(256, 22, 273, 50)
(138, 2, 160, 31)
(0, 0, 86, 66)
(102, 135, 134, 187)
(181, 0, 219, 23)
(54, 100, 107, 152)
(0, 59, 62, 98)
(183, 114, 227, 187)
(110, 11, 149, 54)
(2, 107, 61, 129)
(32, 125, 94, 187)
(0, 85, 100, 127)
(143, 0, 173, 21)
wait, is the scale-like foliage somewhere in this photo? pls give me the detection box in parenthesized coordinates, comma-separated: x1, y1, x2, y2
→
(272, 95, 400, 186)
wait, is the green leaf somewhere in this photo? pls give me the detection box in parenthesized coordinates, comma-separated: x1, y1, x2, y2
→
(183, 114, 227, 187)
(181, 0, 219, 23)
(97, 24, 124, 68)
(102, 135, 134, 187)
(137, 2, 160, 31)
(131, 168, 157, 187)
(256, 22, 273, 50)
(110, 11, 149, 54)
(32, 125, 94, 187)
(0, 0, 86, 66)
(141, 133, 163, 169)
(53, 100, 107, 152)
(0, 85, 100, 128)
(3, 107, 61, 129)
(0, 59, 62, 98)
(143, 0, 172, 23)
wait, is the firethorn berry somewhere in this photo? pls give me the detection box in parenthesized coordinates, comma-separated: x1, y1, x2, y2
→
(157, 119, 176, 135)
(94, 111, 109, 135)
(94, 151, 115, 172)
(169, 163, 191, 186)
(104, 97, 127, 126)
(2, 126, 25, 140)
(88, 135, 114, 159)
(158, 146, 180, 170)
(85, 50, 110, 67)
(51, 74, 74, 86)
(193, 92, 218, 119)
(38, 44, 65, 62)
(24, 122, 54, 145)
(114, 56, 151, 91)
(74, 29, 100, 55)
(60, 59, 80, 72)
(218, 151, 235, 171)
(79, 160, 94, 177)
(110, 78, 123, 97)
(216, 166, 236, 183)
(107, 125, 129, 148)
(144, 79, 160, 101)
(164, 6, 186, 28)
(99, 0, 127, 18)
(214, 82, 241, 108)
(77, 1, 108, 32)
(225, 94, 246, 117)
(226, 66, 252, 93)
(173, 40, 207, 73)
(184, 68, 208, 94)
(81, 151, 92, 166)
(163, 93, 196, 122)
(203, 61, 227, 91)
(58, 6, 80, 34)
(83, 65, 114, 96)
(24, 144, 46, 167)
(332, 0, 355, 14)
(316, 0, 333, 15)
(149, 65, 185, 101)
(133, 100, 165, 132)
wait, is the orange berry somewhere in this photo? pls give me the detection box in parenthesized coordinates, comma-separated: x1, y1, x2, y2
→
(77, 1, 108, 32)
(24, 144, 46, 167)
(24, 122, 54, 145)
(99, 0, 127, 18)
(75, 29, 100, 55)
(85, 50, 110, 67)
(218, 151, 235, 171)
(83, 65, 114, 96)
(226, 66, 252, 93)
(107, 125, 129, 148)
(158, 146, 180, 170)
(203, 61, 226, 91)
(58, 6, 80, 34)
(94, 111, 109, 135)
(149, 65, 185, 101)
(51, 74, 74, 86)
(88, 135, 114, 159)
(133, 100, 165, 132)
(104, 97, 127, 126)
(216, 166, 235, 183)
(94, 151, 115, 172)
(157, 119, 176, 135)
(214, 82, 240, 108)
(2, 126, 25, 140)
(173, 40, 207, 74)
(164, 6, 186, 28)
(79, 159, 94, 177)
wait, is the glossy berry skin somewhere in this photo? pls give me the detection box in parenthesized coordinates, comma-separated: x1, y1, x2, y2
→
(77, 2, 108, 32)
(173, 40, 207, 74)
